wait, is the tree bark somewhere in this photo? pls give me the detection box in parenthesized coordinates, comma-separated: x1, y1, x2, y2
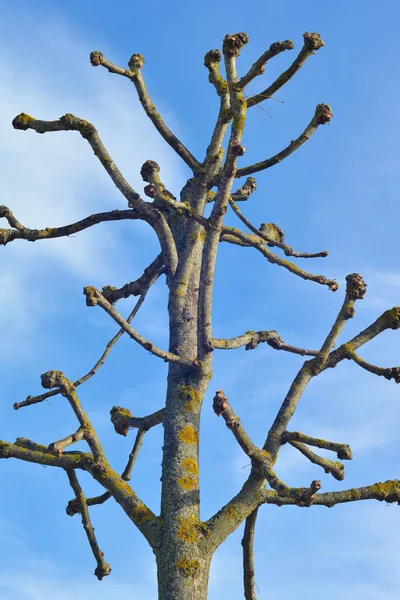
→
(156, 549, 212, 600)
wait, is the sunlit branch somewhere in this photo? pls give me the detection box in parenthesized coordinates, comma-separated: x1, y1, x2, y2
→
(102, 254, 164, 303)
(0, 438, 92, 470)
(11, 113, 178, 276)
(67, 428, 146, 515)
(110, 406, 165, 436)
(246, 32, 325, 108)
(283, 431, 352, 460)
(204, 49, 228, 97)
(241, 508, 259, 600)
(288, 440, 345, 480)
(49, 429, 85, 456)
(14, 274, 158, 411)
(347, 350, 400, 383)
(236, 103, 332, 178)
(90, 51, 199, 171)
(0, 205, 140, 246)
(213, 390, 269, 467)
(66, 469, 111, 580)
(262, 480, 400, 508)
(198, 33, 249, 356)
(229, 199, 328, 258)
(313, 273, 367, 370)
(212, 330, 318, 356)
(220, 227, 338, 291)
(325, 306, 400, 370)
(41, 370, 106, 464)
(239, 39, 294, 88)
(84, 286, 198, 367)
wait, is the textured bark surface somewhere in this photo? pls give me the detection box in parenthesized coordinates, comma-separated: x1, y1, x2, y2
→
(2, 30, 400, 600)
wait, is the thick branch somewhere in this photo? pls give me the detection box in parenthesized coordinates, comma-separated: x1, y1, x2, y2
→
(246, 32, 325, 108)
(84, 286, 198, 367)
(90, 51, 199, 171)
(198, 32, 249, 356)
(212, 330, 318, 356)
(236, 103, 332, 178)
(0, 206, 140, 246)
(242, 508, 259, 600)
(66, 469, 111, 580)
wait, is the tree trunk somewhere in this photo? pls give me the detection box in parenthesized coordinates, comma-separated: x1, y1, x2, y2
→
(156, 547, 212, 600)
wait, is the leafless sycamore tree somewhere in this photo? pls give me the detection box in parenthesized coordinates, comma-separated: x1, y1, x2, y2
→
(1, 31, 400, 600)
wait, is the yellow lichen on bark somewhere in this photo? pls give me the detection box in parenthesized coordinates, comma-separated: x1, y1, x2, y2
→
(178, 425, 198, 444)
(177, 557, 201, 578)
(182, 457, 199, 476)
(178, 475, 198, 490)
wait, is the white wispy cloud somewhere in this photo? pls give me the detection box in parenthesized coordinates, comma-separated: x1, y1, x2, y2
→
(0, 14, 187, 360)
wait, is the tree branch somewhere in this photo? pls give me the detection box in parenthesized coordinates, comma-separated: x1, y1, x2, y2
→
(236, 103, 332, 178)
(110, 406, 165, 436)
(347, 350, 400, 383)
(198, 33, 249, 356)
(213, 390, 269, 468)
(313, 273, 367, 371)
(0, 438, 92, 470)
(14, 273, 158, 411)
(239, 39, 294, 89)
(325, 306, 400, 370)
(90, 51, 200, 171)
(287, 440, 345, 480)
(11, 113, 178, 276)
(246, 32, 325, 108)
(220, 227, 338, 291)
(241, 508, 259, 600)
(67, 427, 147, 515)
(204, 49, 228, 97)
(283, 431, 353, 460)
(262, 480, 400, 508)
(41, 370, 106, 464)
(83, 286, 199, 367)
(102, 253, 164, 303)
(212, 330, 318, 356)
(229, 199, 328, 258)
(0, 206, 140, 246)
(66, 469, 111, 580)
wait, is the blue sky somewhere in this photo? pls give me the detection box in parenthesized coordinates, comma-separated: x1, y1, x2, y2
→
(1, 1, 400, 598)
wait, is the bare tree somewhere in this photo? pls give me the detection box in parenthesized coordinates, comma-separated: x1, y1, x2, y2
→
(1, 31, 400, 600)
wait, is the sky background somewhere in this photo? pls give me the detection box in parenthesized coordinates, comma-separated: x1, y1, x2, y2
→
(1, 1, 400, 598)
